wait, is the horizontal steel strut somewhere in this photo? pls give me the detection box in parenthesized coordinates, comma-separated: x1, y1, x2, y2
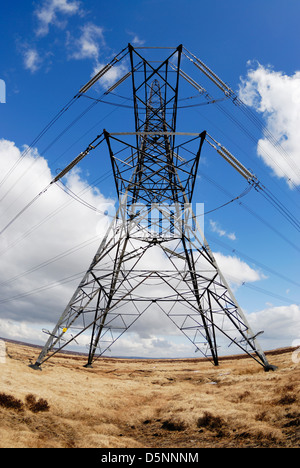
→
(31, 44, 276, 372)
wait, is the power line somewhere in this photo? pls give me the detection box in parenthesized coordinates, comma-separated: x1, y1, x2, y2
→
(0, 183, 52, 237)
(0, 234, 101, 289)
(206, 234, 300, 289)
(198, 169, 300, 253)
(0, 168, 114, 258)
(0, 96, 78, 192)
(183, 45, 300, 190)
(0, 271, 86, 305)
(0, 46, 130, 203)
(0, 262, 297, 307)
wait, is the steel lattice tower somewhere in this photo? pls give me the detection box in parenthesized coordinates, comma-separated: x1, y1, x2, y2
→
(32, 45, 276, 371)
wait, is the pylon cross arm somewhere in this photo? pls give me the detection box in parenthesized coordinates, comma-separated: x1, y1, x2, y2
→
(32, 45, 275, 372)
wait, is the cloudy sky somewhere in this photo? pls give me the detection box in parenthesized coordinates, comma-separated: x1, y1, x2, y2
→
(0, 0, 299, 358)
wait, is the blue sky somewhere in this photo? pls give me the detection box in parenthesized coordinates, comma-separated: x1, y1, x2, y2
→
(0, 0, 299, 358)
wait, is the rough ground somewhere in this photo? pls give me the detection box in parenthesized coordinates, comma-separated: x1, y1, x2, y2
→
(0, 340, 299, 448)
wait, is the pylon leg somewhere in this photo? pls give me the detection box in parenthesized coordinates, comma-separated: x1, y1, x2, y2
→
(33, 202, 273, 370)
(32, 47, 275, 371)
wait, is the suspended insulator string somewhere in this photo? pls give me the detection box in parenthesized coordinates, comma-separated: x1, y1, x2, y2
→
(0, 168, 114, 257)
(0, 134, 105, 238)
(0, 99, 97, 205)
(183, 45, 300, 187)
(215, 101, 300, 193)
(204, 135, 300, 233)
(193, 103, 300, 219)
(237, 100, 300, 183)
(0, 103, 99, 204)
(0, 96, 78, 191)
(0, 46, 129, 199)
(0, 98, 102, 205)
(0, 75, 140, 219)
(182, 50, 300, 191)
(0, 93, 124, 223)
(38, 75, 133, 159)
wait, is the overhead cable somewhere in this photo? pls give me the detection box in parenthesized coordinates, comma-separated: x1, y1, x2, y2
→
(0, 45, 129, 195)
(0, 134, 106, 237)
(205, 134, 300, 233)
(183, 46, 300, 191)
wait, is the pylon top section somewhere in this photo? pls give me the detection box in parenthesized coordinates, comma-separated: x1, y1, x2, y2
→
(31, 44, 277, 372)
(128, 44, 182, 137)
(101, 45, 206, 206)
(52, 43, 256, 200)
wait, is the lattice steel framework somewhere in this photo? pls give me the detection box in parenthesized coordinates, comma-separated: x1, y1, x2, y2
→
(32, 45, 276, 371)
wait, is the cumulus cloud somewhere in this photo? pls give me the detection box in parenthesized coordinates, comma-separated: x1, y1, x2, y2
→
(0, 139, 114, 328)
(67, 23, 105, 61)
(0, 139, 274, 357)
(91, 60, 129, 90)
(248, 304, 300, 350)
(213, 251, 265, 287)
(23, 1, 126, 86)
(23, 48, 42, 73)
(66, 23, 129, 90)
(126, 31, 145, 46)
(238, 62, 300, 187)
(35, 0, 82, 37)
(209, 219, 236, 241)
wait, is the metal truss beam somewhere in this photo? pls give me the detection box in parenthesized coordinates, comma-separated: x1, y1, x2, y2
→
(32, 45, 276, 372)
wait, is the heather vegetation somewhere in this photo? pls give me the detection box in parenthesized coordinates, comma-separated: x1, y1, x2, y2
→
(0, 341, 299, 448)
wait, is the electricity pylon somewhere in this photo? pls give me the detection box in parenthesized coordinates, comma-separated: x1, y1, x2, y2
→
(32, 45, 276, 371)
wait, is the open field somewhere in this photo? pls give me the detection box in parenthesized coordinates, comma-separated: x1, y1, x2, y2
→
(0, 340, 299, 448)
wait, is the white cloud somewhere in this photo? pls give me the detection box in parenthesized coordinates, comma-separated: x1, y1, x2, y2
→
(209, 219, 236, 241)
(126, 31, 145, 46)
(238, 62, 300, 187)
(248, 304, 300, 349)
(108, 333, 194, 358)
(35, 0, 82, 37)
(91, 60, 129, 89)
(213, 251, 264, 287)
(67, 23, 105, 61)
(0, 139, 114, 327)
(67, 23, 129, 90)
(0, 139, 272, 357)
(23, 48, 42, 73)
(0, 319, 45, 344)
(23, 2, 121, 83)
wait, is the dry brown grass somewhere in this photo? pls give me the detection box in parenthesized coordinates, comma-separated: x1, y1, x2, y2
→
(0, 341, 299, 448)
